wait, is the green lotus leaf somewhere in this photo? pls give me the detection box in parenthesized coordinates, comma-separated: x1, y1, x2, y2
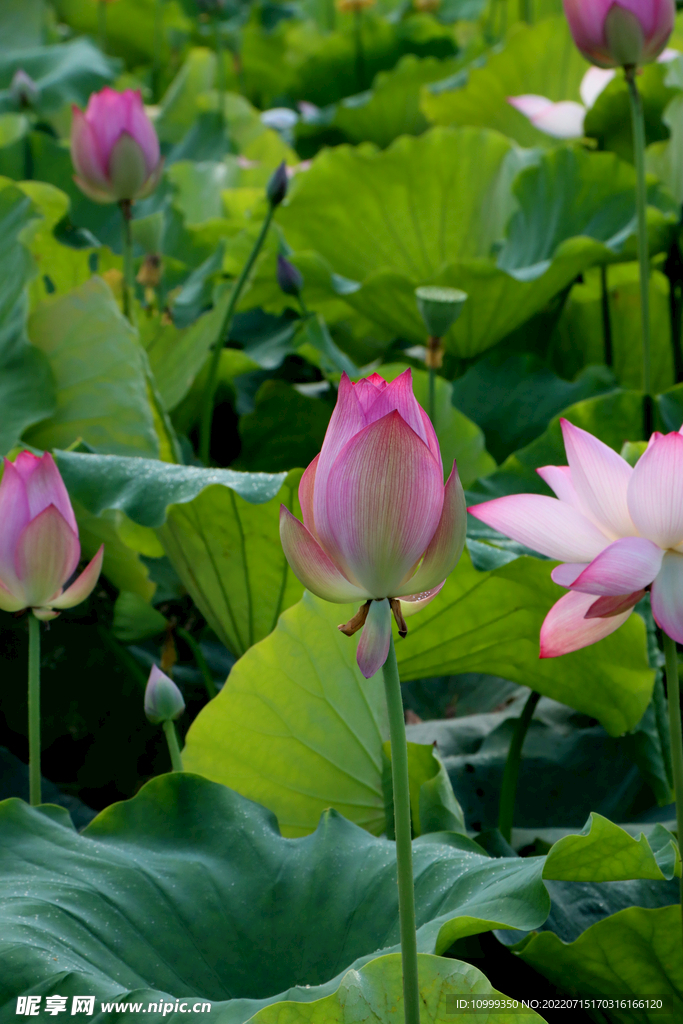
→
(0, 773, 551, 1023)
(0, 39, 116, 116)
(514, 906, 683, 1023)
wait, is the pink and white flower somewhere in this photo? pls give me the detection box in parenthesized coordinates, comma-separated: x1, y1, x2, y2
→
(0, 452, 103, 621)
(280, 370, 467, 678)
(71, 87, 163, 204)
(469, 419, 683, 657)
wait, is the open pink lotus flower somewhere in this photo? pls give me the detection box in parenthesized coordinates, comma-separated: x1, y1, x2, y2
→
(469, 419, 683, 657)
(0, 452, 103, 621)
(280, 370, 466, 678)
(71, 87, 163, 204)
(563, 0, 674, 69)
(508, 52, 679, 139)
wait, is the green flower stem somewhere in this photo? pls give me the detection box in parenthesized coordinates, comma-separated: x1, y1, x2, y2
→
(214, 16, 225, 123)
(98, 0, 107, 52)
(177, 627, 217, 701)
(498, 689, 541, 844)
(162, 719, 184, 772)
(625, 67, 652, 411)
(28, 613, 41, 807)
(600, 265, 613, 368)
(153, 0, 164, 100)
(382, 636, 420, 1024)
(199, 203, 275, 464)
(428, 367, 436, 424)
(120, 200, 134, 324)
(662, 631, 683, 939)
(519, 0, 532, 24)
(354, 9, 366, 92)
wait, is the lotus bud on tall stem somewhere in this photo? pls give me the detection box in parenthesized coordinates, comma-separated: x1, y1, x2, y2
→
(279, 369, 467, 1022)
(199, 162, 288, 464)
(145, 665, 185, 772)
(415, 286, 467, 424)
(0, 452, 104, 804)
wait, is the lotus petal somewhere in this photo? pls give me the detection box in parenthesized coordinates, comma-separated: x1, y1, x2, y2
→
(49, 545, 104, 610)
(396, 464, 465, 595)
(627, 431, 683, 549)
(15, 505, 80, 609)
(560, 419, 636, 539)
(20, 452, 78, 534)
(569, 536, 663, 596)
(651, 551, 683, 642)
(356, 598, 391, 679)
(540, 589, 635, 657)
(279, 506, 370, 602)
(0, 458, 30, 594)
(399, 580, 445, 617)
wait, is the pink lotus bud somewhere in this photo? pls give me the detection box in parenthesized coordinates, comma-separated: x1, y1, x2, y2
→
(10, 69, 39, 109)
(563, 0, 675, 69)
(469, 419, 683, 657)
(70, 87, 163, 204)
(0, 452, 103, 621)
(144, 665, 185, 724)
(279, 370, 467, 678)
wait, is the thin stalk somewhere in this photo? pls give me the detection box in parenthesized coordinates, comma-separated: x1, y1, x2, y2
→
(199, 204, 275, 464)
(153, 0, 164, 101)
(382, 636, 420, 1024)
(354, 9, 366, 92)
(498, 690, 541, 843)
(214, 16, 225, 124)
(665, 239, 683, 383)
(428, 368, 436, 424)
(519, 0, 532, 24)
(120, 200, 134, 324)
(625, 67, 652, 410)
(177, 627, 217, 700)
(162, 719, 184, 772)
(28, 613, 41, 807)
(600, 264, 613, 368)
(98, 0, 107, 52)
(662, 631, 683, 941)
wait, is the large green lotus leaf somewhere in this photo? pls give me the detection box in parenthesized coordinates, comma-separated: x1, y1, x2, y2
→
(396, 548, 653, 737)
(141, 292, 230, 412)
(0, 0, 47, 50)
(543, 813, 680, 883)
(0, 182, 55, 454)
(379, 363, 495, 485)
(0, 774, 550, 1023)
(499, 147, 678, 278)
(451, 357, 614, 464)
(584, 60, 677, 163)
(245, 953, 544, 1024)
(333, 53, 462, 148)
(54, 449, 287, 525)
(471, 388, 645, 500)
(157, 470, 305, 655)
(73, 502, 156, 602)
(515, 906, 683, 1023)
(182, 592, 388, 835)
(0, 39, 116, 116)
(236, 381, 333, 473)
(420, 16, 587, 145)
(551, 265, 675, 393)
(24, 277, 159, 457)
(155, 47, 217, 145)
(52, 0, 190, 66)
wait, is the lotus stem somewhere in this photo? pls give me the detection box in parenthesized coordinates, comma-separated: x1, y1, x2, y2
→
(98, 0, 107, 52)
(425, 336, 442, 424)
(519, 0, 532, 24)
(662, 631, 683, 942)
(153, 0, 164, 100)
(214, 16, 226, 124)
(28, 613, 41, 806)
(354, 9, 366, 92)
(600, 265, 613, 368)
(199, 204, 275, 464)
(162, 719, 184, 772)
(177, 627, 217, 701)
(382, 636, 420, 1024)
(120, 199, 134, 324)
(498, 689, 541, 844)
(625, 66, 652, 430)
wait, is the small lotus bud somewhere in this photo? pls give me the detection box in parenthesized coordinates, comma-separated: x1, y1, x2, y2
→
(10, 69, 39, 109)
(415, 286, 468, 339)
(277, 254, 303, 297)
(266, 161, 289, 207)
(144, 665, 185, 724)
(136, 253, 162, 288)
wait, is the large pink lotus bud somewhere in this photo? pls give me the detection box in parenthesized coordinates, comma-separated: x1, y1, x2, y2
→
(469, 420, 683, 657)
(280, 370, 466, 678)
(0, 452, 103, 621)
(563, 0, 675, 69)
(71, 87, 163, 204)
